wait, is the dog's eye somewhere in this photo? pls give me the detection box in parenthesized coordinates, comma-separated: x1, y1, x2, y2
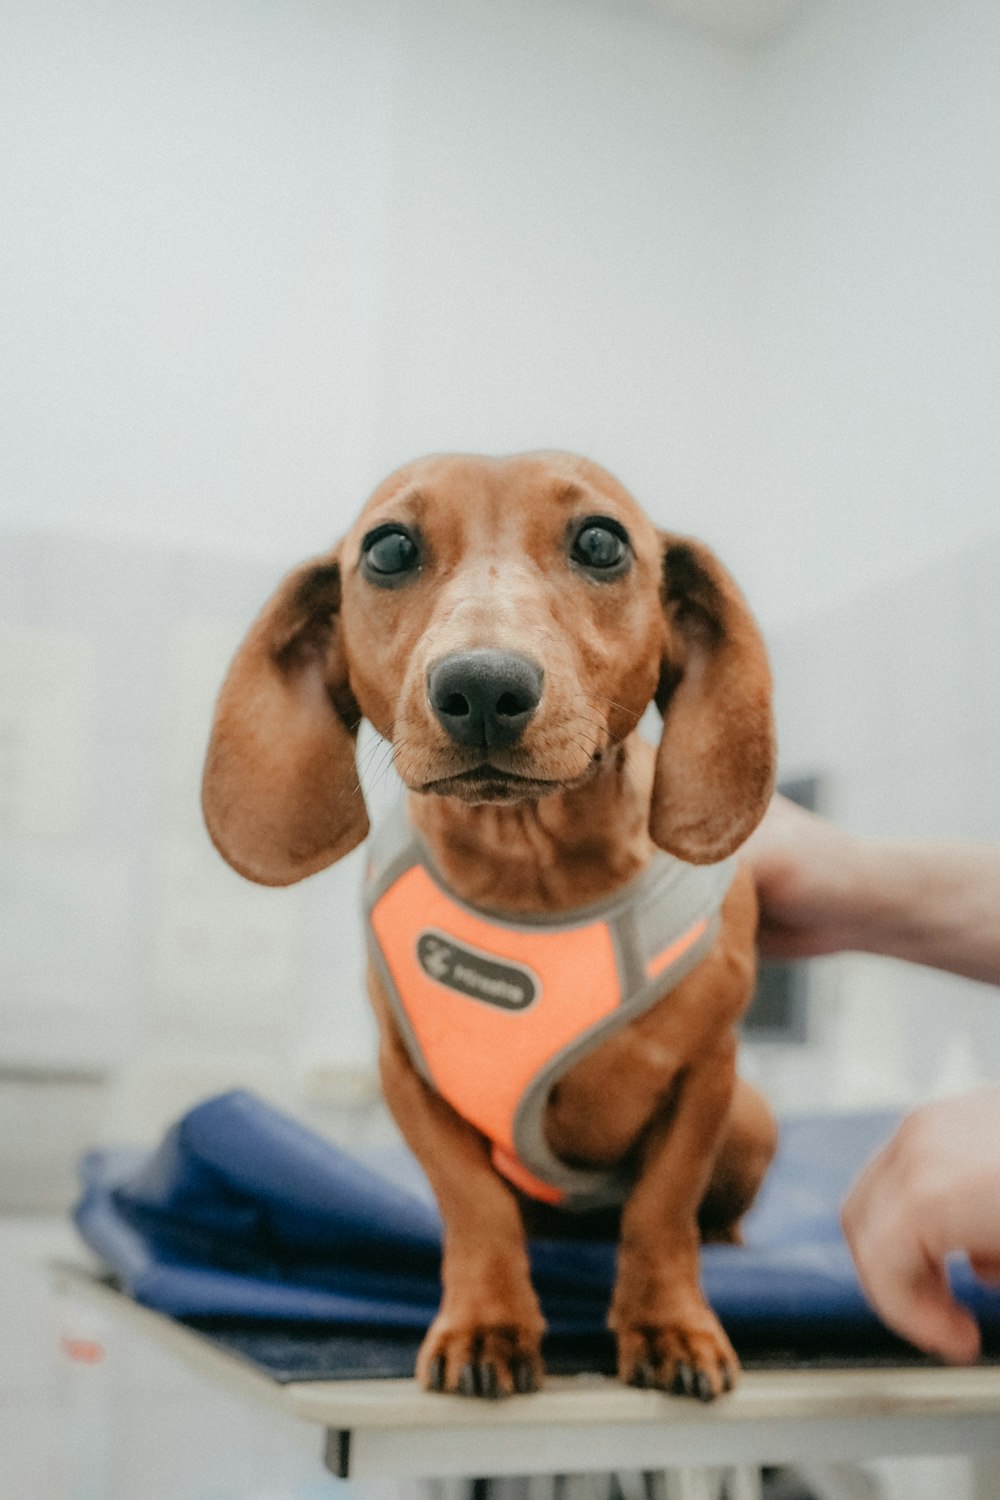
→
(571, 519, 630, 573)
(361, 525, 420, 581)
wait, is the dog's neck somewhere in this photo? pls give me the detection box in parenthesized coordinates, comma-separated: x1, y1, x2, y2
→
(407, 734, 658, 914)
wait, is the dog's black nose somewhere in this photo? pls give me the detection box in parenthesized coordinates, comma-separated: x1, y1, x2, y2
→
(427, 650, 544, 750)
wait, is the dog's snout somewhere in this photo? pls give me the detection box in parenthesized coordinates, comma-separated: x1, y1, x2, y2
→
(427, 650, 544, 750)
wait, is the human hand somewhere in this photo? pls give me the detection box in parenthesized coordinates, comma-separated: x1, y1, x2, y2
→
(745, 797, 1000, 983)
(841, 1087, 1000, 1363)
(742, 795, 867, 961)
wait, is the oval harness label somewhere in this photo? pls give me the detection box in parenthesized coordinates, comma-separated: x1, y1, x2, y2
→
(416, 929, 540, 1011)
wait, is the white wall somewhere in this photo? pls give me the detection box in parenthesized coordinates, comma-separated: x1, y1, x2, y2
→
(0, 0, 752, 560)
(5, 0, 999, 605)
(371, 0, 751, 504)
(0, 0, 401, 558)
(740, 0, 1000, 628)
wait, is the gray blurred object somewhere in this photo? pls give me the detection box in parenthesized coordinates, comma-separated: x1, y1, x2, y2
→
(0, 1066, 108, 1211)
(742, 777, 822, 1046)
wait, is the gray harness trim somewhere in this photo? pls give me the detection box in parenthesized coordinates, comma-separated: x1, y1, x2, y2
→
(364, 803, 736, 1211)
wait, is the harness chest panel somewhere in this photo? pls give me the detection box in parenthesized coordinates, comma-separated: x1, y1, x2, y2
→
(365, 806, 736, 1211)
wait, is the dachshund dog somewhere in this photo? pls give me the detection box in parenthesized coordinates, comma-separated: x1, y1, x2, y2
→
(202, 452, 777, 1403)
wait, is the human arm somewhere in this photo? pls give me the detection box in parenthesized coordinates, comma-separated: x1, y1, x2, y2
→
(745, 794, 1000, 985)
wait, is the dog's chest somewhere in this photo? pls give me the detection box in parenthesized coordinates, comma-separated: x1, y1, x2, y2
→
(541, 994, 694, 1166)
(364, 805, 736, 1209)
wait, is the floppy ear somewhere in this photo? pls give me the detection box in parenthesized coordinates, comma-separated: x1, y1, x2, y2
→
(202, 551, 369, 886)
(650, 536, 775, 864)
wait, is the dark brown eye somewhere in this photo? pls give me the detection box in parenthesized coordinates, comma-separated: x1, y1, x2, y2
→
(361, 525, 420, 582)
(571, 519, 630, 573)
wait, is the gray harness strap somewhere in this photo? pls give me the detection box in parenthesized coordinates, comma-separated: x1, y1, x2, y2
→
(364, 803, 736, 1211)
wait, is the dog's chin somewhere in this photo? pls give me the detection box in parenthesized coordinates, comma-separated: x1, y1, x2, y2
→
(420, 768, 564, 804)
(415, 758, 601, 805)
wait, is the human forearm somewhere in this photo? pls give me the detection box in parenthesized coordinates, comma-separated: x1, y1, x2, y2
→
(746, 797, 1000, 983)
(840, 838, 1000, 985)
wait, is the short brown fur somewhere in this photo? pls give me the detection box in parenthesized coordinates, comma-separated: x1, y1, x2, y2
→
(202, 451, 778, 1400)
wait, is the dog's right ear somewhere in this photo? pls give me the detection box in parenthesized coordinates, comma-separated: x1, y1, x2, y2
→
(201, 551, 369, 886)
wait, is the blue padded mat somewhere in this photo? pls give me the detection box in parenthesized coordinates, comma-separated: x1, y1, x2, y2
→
(74, 1090, 1000, 1380)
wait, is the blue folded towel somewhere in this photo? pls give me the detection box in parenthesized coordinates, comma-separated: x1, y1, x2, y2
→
(74, 1090, 1000, 1346)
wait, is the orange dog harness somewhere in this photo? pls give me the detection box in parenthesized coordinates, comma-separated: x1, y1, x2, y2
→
(365, 806, 736, 1211)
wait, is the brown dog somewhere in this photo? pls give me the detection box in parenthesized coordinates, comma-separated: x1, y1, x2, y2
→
(202, 451, 777, 1402)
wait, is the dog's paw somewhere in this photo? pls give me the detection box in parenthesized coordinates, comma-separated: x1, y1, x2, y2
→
(416, 1317, 544, 1398)
(616, 1312, 739, 1401)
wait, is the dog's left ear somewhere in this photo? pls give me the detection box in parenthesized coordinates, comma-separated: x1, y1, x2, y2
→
(650, 535, 775, 864)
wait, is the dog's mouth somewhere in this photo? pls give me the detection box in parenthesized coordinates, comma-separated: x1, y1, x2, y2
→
(419, 753, 606, 803)
(420, 764, 569, 803)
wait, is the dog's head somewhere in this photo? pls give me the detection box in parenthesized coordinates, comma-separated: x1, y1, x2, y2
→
(202, 452, 774, 885)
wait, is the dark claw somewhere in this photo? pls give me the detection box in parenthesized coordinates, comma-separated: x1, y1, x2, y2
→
(694, 1370, 715, 1403)
(513, 1357, 537, 1394)
(428, 1355, 446, 1393)
(720, 1362, 736, 1394)
(672, 1363, 697, 1398)
(480, 1362, 501, 1400)
(458, 1362, 478, 1397)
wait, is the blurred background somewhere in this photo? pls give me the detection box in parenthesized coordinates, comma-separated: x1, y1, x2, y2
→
(2, 0, 999, 1495)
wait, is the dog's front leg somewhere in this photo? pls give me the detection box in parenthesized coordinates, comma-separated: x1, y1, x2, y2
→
(372, 977, 546, 1397)
(609, 1036, 739, 1401)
